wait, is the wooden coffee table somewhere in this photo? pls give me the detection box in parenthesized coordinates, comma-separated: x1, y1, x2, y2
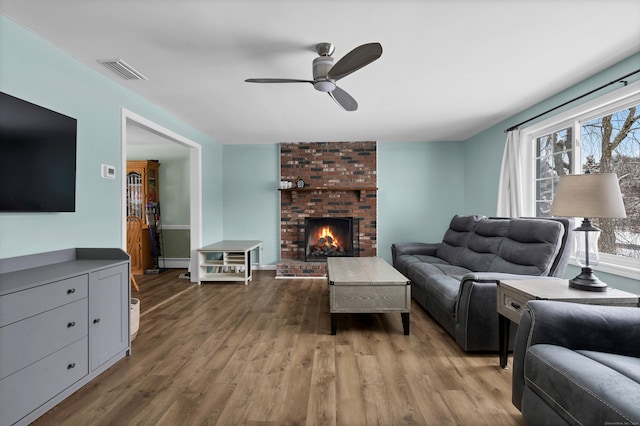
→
(327, 257, 411, 335)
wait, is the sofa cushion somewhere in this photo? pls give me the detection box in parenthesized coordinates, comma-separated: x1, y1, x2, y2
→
(436, 215, 484, 265)
(577, 350, 640, 384)
(407, 262, 472, 314)
(395, 254, 447, 277)
(525, 344, 640, 425)
(459, 219, 510, 271)
(489, 219, 563, 275)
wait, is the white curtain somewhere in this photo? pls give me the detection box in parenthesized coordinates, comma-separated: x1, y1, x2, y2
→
(496, 130, 524, 217)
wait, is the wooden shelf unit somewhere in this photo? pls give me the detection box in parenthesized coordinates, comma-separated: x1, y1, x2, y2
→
(197, 241, 263, 285)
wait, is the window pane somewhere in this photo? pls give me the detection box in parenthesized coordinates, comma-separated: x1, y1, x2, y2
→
(535, 128, 573, 217)
(580, 104, 640, 259)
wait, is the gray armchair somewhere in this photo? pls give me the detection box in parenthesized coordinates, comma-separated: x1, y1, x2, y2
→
(513, 300, 640, 425)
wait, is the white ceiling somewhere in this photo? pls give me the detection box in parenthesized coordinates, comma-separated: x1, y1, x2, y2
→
(3, 0, 640, 145)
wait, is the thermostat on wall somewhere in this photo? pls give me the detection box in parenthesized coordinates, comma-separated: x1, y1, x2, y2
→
(101, 164, 116, 179)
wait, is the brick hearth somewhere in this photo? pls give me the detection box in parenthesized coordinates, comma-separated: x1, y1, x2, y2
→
(277, 141, 377, 278)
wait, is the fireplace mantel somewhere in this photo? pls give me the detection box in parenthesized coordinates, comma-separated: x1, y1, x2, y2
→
(279, 186, 378, 202)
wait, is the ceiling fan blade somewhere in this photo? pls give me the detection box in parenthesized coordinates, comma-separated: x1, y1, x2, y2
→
(245, 78, 313, 84)
(327, 42, 382, 81)
(329, 86, 358, 112)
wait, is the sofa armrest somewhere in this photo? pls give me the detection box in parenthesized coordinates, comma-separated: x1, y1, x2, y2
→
(460, 272, 558, 283)
(391, 242, 440, 267)
(512, 300, 640, 410)
(391, 242, 439, 256)
(453, 273, 558, 351)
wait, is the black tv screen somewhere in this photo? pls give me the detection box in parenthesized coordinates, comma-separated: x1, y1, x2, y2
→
(0, 92, 77, 212)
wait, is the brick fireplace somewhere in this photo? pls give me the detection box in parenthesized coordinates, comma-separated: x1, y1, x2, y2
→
(277, 141, 377, 277)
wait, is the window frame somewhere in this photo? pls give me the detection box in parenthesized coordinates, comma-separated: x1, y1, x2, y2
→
(519, 79, 640, 280)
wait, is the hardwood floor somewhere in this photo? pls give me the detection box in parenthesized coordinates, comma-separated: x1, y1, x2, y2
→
(33, 269, 523, 425)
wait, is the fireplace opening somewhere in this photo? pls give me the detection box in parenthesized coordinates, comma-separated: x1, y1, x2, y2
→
(304, 217, 356, 261)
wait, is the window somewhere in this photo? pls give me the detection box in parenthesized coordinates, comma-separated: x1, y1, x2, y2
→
(521, 81, 640, 278)
(534, 127, 573, 216)
(580, 109, 640, 259)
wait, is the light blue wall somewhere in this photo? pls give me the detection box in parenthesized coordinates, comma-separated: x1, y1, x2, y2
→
(219, 141, 466, 266)
(201, 142, 224, 246)
(462, 52, 640, 292)
(377, 141, 464, 263)
(222, 144, 280, 264)
(0, 15, 222, 258)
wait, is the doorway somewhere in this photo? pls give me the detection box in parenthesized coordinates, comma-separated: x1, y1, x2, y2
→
(120, 109, 202, 282)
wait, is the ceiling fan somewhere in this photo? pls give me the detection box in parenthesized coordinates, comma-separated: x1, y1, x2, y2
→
(245, 42, 383, 112)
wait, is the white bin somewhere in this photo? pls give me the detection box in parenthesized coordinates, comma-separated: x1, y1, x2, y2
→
(131, 298, 140, 340)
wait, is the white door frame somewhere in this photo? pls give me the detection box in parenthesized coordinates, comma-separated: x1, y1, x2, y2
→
(120, 108, 202, 281)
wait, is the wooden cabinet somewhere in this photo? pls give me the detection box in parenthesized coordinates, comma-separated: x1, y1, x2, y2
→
(126, 160, 160, 274)
(126, 160, 160, 220)
(0, 248, 130, 426)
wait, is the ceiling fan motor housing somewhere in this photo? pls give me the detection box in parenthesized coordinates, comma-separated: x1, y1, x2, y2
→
(312, 56, 336, 92)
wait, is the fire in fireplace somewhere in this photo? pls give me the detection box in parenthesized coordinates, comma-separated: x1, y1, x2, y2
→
(305, 217, 355, 261)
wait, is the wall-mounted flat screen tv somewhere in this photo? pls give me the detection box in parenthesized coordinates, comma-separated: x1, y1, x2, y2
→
(0, 92, 77, 212)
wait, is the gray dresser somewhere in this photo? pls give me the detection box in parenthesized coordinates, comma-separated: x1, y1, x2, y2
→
(0, 248, 131, 426)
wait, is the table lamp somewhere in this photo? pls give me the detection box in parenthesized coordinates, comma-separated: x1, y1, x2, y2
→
(550, 172, 627, 292)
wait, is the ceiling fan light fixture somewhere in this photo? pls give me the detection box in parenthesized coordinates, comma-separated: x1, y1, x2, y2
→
(314, 80, 336, 92)
(312, 56, 335, 80)
(245, 42, 382, 111)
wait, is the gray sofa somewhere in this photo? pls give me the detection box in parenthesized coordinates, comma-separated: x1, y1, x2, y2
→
(391, 215, 571, 351)
(513, 301, 640, 425)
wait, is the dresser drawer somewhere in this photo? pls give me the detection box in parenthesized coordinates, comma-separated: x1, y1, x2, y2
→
(0, 275, 88, 327)
(0, 337, 88, 426)
(497, 286, 531, 323)
(0, 298, 88, 380)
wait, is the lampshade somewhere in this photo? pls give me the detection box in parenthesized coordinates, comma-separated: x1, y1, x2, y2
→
(550, 173, 627, 219)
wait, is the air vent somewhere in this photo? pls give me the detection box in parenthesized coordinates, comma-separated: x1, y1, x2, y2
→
(97, 59, 148, 80)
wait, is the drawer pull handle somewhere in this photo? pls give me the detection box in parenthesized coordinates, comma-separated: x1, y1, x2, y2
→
(93, 318, 101, 324)
(510, 301, 521, 310)
(67, 288, 76, 294)
(67, 321, 76, 328)
(67, 363, 76, 370)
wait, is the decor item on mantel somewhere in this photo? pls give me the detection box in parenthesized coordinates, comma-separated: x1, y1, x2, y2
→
(550, 172, 627, 292)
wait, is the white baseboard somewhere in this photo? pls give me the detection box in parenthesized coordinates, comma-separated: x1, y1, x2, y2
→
(158, 258, 190, 269)
(259, 264, 277, 271)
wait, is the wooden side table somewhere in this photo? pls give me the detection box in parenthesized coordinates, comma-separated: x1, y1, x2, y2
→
(497, 278, 639, 368)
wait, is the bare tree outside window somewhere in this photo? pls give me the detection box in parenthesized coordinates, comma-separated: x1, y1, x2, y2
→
(535, 128, 573, 216)
(581, 105, 640, 258)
